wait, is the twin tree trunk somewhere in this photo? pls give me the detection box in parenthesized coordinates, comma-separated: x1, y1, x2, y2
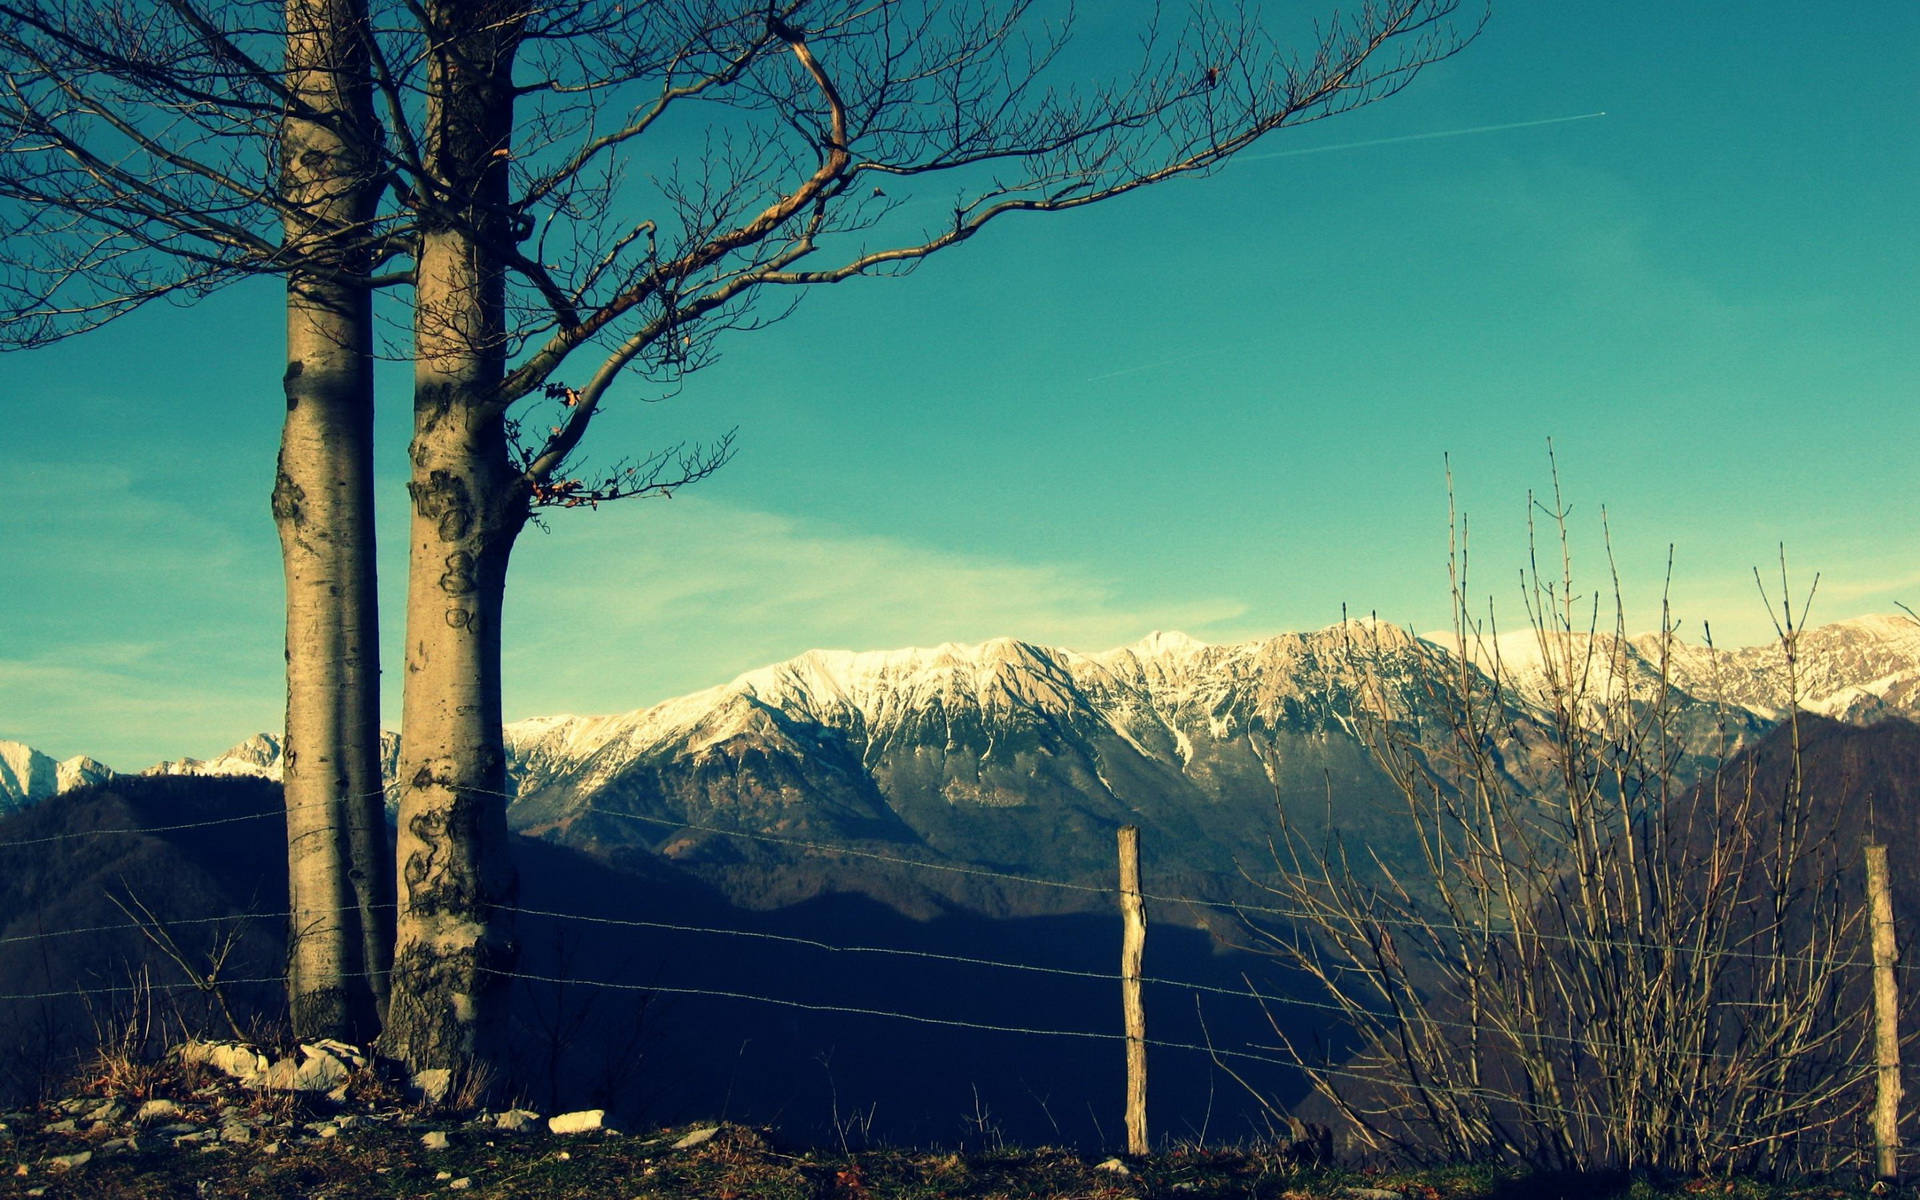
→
(273, 0, 392, 1043)
(381, 0, 525, 1076)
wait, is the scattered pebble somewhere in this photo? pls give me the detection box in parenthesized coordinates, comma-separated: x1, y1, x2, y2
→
(671, 1125, 718, 1150)
(1095, 1157, 1132, 1175)
(449, 1178, 472, 1190)
(421, 1130, 450, 1151)
(435, 1169, 453, 1181)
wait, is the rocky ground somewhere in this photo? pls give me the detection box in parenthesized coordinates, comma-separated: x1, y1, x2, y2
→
(0, 1041, 1911, 1199)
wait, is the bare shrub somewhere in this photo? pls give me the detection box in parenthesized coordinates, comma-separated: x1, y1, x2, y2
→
(1253, 470, 1869, 1175)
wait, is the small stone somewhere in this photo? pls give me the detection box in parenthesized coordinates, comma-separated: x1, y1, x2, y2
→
(48, 1150, 92, 1172)
(449, 1178, 472, 1190)
(551, 1109, 612, 1136)
(435, 1169, 453, 1181)
(100, 1137, 135, 1153)
(175, 1130, 216, 1145)
(421, 1130, 450, 1151)
(261, 1142, 282, 1156)
(83, 1100, 122, 1124)
(153, 1123, 200, 1137)
(493, 1109, 541, 1134)
(670, 1124, 717, 1150)
(1094, 1157, 1131, 1175)
(134, 1099, 182, 1124)
(222, 1122, 253, 1144)
(42, 1120, 75, 1134)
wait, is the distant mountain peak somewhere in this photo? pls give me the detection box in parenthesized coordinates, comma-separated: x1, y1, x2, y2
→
(0, 740, 115, 812)
(1127, 630, 1211, 657)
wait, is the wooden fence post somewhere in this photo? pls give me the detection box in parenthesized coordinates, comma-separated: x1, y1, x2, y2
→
(1118, 824, 1148, 1156)
(1867, 843, 1902, 1181)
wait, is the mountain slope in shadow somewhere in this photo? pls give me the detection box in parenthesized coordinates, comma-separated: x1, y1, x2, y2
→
(0, 776, 1333, 1149)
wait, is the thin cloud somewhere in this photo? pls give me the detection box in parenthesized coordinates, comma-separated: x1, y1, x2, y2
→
(502, 499, 1250, 718)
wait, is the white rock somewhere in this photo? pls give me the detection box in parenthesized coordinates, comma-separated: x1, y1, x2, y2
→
(671, 1125, 718, 1150)
(421, 1130, 450, 1151)
(47, 1151, 91, 1172)
(493, 1109, 541, 1133)
(303, 1039, 368, 1070)
(449, 1179, 472, 1191)
(181, 1040, 271, 1083)
(549, 1110, 611, 1136)
(134, 1099, 182, 1124)
(1094, 1157, 1131, 1175)
(412, 1068, 453, 1104)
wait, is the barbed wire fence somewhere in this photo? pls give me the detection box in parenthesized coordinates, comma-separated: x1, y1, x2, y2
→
(0, 778, 1910, 1172)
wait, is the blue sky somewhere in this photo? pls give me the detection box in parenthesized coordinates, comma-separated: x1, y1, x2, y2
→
(3, 1, 1916, 767)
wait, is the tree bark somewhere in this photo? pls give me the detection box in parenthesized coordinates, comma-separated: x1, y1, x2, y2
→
(274, 0, 391, 1042)
(382, 0, 524, 1076)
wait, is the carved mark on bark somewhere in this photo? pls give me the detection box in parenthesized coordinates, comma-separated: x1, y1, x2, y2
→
(408, 469, 473, 542)
(283, 360, 304, 410)
(445, 607, 476, 630)
(271, 464, 306, 524)
(438, 551, 476, 596)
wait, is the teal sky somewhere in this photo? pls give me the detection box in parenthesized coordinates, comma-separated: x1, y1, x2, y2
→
(3, 2, 1916, 768)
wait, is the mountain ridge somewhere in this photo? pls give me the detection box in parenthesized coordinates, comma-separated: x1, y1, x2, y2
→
(11, 616, 1919, 887)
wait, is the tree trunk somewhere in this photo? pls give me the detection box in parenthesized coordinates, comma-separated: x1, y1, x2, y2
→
(274, 0, 390, 1043)
(382, 0, 524, 1076)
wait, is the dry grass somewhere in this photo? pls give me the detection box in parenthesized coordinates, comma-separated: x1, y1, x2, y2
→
(0, 1120, 1912, 1200)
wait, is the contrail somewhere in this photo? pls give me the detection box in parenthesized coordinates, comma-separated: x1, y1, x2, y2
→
(1236, 110, 1607, 163)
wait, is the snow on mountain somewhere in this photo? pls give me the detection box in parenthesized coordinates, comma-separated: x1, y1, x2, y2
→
(145, 733, 288, 781)
(0, 741, 114, 813)
(490, 615, 1920, 895)
(141, 731, 403, 796)
(13, 614, 1916, 844)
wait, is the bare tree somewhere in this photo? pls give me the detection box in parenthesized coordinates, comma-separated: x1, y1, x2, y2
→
(374, 0, 1479, 1076)
(0, 0, 396, 1040)
(4, 0, 1480, 1076)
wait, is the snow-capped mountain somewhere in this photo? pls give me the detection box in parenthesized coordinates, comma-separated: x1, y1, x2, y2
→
(496, 614, 1915, 901)
(0, 741, 112, 813)
(11, 614, 1915, 902)
(144, 731, 403, 793)
(144, 732, 289, 780)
